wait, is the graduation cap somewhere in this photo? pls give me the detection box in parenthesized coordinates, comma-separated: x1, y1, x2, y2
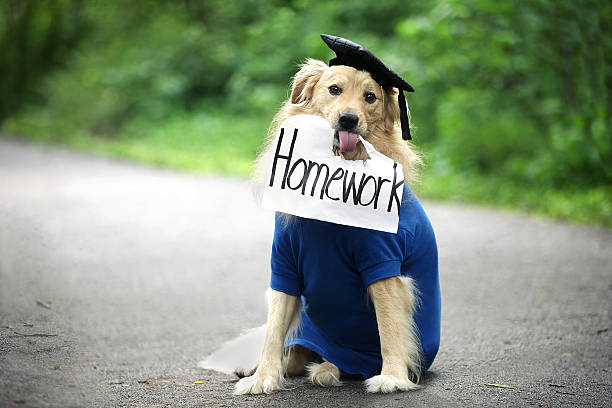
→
(320, 34, 414, 140)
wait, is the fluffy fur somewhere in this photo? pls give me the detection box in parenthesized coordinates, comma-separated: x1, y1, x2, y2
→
(306, 361, 342, 387)
(238, 59, 423, 395)
(234, 289, 300, 394)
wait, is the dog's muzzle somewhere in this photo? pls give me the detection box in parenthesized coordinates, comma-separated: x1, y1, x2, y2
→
(337, 112, 359, 153)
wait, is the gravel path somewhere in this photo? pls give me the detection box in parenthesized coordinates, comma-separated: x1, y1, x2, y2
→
(0, 138, 610, 407)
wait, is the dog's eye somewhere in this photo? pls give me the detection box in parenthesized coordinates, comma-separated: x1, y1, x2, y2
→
(364, 92, 377, 104)
(328, 85, 342, 96)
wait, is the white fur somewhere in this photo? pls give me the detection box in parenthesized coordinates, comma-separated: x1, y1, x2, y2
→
(233, 289, 301, 395)
(306, 362, 342, 387)
(365, 374, 420, 393)
(198, 325, 266, 375)
(234, 372, 283, 395)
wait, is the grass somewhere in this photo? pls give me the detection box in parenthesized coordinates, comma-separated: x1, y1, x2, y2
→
(3, 109, 268, 177)
(418, 170, 612, 228)
(3, 110, 611, 228)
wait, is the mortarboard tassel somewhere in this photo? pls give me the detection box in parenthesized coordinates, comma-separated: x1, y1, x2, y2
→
(398, 90, 411, 140)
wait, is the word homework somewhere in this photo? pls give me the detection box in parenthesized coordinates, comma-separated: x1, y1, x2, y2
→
(261, 115, 404, 233)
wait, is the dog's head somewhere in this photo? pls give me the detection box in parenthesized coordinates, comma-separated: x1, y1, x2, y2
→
(253, 59, 421, 195)
(288, 59, 402, 160)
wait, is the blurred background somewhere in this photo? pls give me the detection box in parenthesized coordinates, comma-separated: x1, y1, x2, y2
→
(1, 0, 610, 226)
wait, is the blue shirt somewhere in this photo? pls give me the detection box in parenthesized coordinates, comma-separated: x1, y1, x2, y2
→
(270, 185, 441, 379)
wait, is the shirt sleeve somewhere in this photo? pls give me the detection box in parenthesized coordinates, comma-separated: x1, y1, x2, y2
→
(355, 228, 411, 287)
(270, 213, 302, 297)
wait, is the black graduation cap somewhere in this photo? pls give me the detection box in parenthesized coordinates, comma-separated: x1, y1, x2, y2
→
(320, 34, 414, 140)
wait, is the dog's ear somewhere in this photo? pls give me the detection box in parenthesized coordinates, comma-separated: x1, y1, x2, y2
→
(383, 87, 403, 133)
(290, 59, 327, 105)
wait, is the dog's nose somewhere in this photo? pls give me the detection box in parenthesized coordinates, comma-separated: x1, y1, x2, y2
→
(338, 112, 359, 130)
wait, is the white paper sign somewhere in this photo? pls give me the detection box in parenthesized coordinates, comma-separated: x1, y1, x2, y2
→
(261, 115, 404, 233)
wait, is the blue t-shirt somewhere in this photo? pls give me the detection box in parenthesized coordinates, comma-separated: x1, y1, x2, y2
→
(270, 185, 441, 379)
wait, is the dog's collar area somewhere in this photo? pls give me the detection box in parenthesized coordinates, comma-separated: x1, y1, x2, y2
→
(321, 34, 413, 140)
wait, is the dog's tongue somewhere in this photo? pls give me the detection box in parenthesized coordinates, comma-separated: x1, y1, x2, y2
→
(339, 131, 358, 153)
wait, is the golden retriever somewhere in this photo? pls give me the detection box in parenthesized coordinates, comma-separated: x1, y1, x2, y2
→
(237, 58, 423, 394)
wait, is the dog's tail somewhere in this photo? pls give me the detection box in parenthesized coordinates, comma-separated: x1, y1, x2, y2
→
(198, 325, 266, 375)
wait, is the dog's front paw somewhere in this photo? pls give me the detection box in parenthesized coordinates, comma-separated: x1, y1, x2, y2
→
(234, 374, 281, 395)
(364, 374, 420, 393)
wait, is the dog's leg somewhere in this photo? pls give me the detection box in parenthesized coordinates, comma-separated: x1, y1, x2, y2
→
(234, 289, 300, 394)
(365, 276, 421, 393)
(307, 360, 342, 387)
(283, 345, 318, 377)
(237, 344, 316, 378)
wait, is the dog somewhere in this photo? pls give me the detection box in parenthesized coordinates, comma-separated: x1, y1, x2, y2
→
(236, 54, 440, 394)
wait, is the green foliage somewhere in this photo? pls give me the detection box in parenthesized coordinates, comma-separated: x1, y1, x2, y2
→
(418, 165, 612, 227)
(0, 0, 87, 120)
(398, 0, 612, 187)
(434, 88, 540, 174)
(5, 106, 265, 176)
(1, 0, 611, 226)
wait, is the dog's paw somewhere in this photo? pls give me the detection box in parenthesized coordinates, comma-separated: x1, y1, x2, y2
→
(234, 374, 281, 395)
(364, 374, 420, 393)
(306, 362, 341, 387)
